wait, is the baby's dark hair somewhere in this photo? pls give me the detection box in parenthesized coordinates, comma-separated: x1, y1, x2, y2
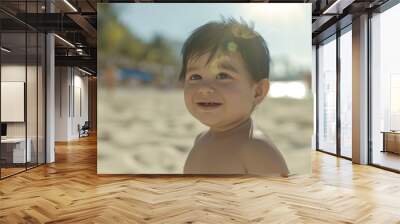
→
(179, 18, 270, 82)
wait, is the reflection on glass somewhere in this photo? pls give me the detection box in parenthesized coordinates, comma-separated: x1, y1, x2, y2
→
(318, 37, 337, 154)
(1, 31, 27, 177)
(340, 29, 352, 158)
(390, 75, 400, 130)
(371, 3, 400, 171)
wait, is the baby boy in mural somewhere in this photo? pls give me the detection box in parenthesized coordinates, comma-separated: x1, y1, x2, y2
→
(180, 18, 289, 176)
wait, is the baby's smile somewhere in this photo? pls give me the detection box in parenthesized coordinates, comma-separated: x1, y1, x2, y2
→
(195, 100, 223, 111)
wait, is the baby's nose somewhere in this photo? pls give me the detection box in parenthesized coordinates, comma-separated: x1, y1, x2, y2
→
(198, 86, 215, 95)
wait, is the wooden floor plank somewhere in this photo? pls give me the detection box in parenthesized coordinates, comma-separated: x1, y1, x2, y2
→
(1, 135, 400, 223)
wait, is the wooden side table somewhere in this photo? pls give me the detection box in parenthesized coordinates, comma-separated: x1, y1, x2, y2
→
(381, 131, 400, 154)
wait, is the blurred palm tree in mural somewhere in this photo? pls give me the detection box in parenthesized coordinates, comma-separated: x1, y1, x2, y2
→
(98, 4, 180, 89)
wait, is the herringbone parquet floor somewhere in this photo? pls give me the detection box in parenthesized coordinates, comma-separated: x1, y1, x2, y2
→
(1, 134, 400, 224)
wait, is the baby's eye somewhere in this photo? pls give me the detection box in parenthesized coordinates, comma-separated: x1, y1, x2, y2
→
(216, 72, 232, 80)
(188, 74, 202, 80)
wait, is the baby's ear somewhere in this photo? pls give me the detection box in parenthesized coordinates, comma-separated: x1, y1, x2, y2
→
(254, 79, 269, 105)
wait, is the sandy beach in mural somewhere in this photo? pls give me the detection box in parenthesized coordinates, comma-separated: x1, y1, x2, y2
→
(97, 86, 313, 175)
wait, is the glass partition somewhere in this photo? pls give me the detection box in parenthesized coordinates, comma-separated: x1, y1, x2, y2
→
(26, 0, 41, 170)
(0, 1, 46, 179)
(1, 30, 28, 177)
(317, 36, 337, 154)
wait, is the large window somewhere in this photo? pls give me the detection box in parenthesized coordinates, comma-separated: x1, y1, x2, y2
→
(339, 28, 352, 158)
(371, 2, 400, 171)
(317, 36, 337, 154)
(316, 28, 353, 159)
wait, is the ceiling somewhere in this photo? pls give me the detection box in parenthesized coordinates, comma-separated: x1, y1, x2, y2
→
(0, 0, 393, 75)
(0, 0, 97, 74)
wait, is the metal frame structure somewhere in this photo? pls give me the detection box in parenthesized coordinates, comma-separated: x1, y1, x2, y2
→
(0, 0, 47, 180)
(314, 0, 400, 172)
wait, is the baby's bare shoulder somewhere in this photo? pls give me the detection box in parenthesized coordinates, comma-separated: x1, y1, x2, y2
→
(244, 137, 279, 155)
(240, 130, 289, 176)
(246, 130, 279, 152)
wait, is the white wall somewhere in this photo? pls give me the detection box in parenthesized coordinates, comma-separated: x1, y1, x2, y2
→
(55, 67, 89, 141)
(1, 65, 26, 81)
(55, 67, 69, 141)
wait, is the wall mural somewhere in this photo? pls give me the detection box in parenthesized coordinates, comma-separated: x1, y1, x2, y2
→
(97, 3, 313, 176)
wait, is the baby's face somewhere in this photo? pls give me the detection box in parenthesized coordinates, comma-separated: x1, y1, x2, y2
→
(183, 51, 263, 130)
